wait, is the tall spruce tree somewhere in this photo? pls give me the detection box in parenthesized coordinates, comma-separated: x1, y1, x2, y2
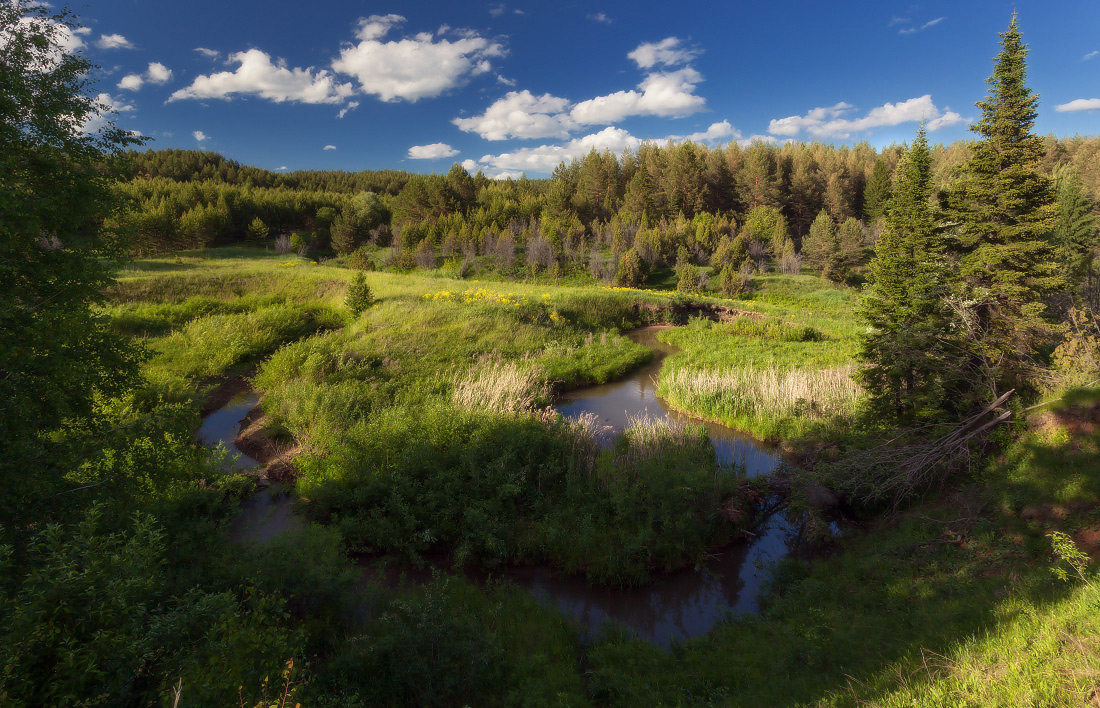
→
(948, 14, 1062, 398)
(862, 158, 892, 223)
(859, 126, 950, 420)
(1051, 166, 1099, 299)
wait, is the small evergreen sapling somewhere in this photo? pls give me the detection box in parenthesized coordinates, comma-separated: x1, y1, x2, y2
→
(345, 272, 374, 315)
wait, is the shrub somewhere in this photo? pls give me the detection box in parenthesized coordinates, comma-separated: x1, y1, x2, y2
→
(615, 247, 647, 287)
(345, 272, 373, 315)
(677, 263, 701, 293)
(347, 246, 375, 271)
(289, 231, 310, 254)
(273, 234, 292, 254)
(414, 239, 438, 269)
(248, 217, 269, 241)
(719, 264, 750, 298)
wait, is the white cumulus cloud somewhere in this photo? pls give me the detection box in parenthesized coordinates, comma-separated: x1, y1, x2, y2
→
(117, 73, 144, 91)
(146, 62, 172, 84)
(453, 90, 576, 140)
(475, 126, 643, 174)
(323, 144, 337, 150)
(768, 96, 963, 139)
(194, 47, 219, 59)
(1084, 51, 1099, 61)
(407, 142, 460, 159)
(337, 100, 359, 118)
(472, 120, 746, 177)
(119, 61, 173, 91)
(668, 120, 741, 143)
(193, 130, 209, 142)
(588, 12, 612, 24)
(627, 37, 699, 69)
(570, 67, 705, 124)
(96, 33, 133, 50)
(1055, 98, 1100, 112)
(455, 55, 707, 142)
(170, 49, 353, 104)
(332, 15, 505, 102)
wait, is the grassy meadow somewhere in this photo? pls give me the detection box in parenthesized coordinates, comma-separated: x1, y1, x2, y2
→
(91, 246, 1100, 706)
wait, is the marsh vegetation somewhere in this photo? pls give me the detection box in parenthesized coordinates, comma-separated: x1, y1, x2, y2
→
(4, 5, 1100, 706)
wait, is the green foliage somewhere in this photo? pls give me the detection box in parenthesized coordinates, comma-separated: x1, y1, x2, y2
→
(859, 126, 953, 421)
(1048, 531, 1093, 586)
(718, 263, 749, 298)
(1052, 166, 1099, 290)
(345, 272, 374, 315)
(0, 3, 144, 517)
(863, 158, 892, 222)
(0, 507, 303, 707)
(332, 191, 388, 254)
(676, 262, 701, 293)
(948, 15, 1064, 397)
(801, 210, 840, 280)
(346, 245, 376, 271)
(615, 247, 647, 287)
(329, 576, 508, 705)
(247, 216, 270, 241)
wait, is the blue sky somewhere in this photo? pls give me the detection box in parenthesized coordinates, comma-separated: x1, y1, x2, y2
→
(72, 0, 1100, 177)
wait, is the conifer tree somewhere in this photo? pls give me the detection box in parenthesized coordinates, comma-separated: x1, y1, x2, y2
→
(948, 14, 1063, 397)
(802, 210, 840, 280)
(862, 159, 892, 222)
(859, 126, 950, 420)
(1051, 166, 1099, 297)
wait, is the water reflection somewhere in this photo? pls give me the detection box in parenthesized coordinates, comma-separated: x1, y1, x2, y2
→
(196, 393, 261, 470)
(499, 514, 794, 647)
(554, 326, 780, 477)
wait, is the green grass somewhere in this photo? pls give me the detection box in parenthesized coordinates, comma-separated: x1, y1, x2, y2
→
(653, 277, 863, 440)
(99, 247, 1100, 706)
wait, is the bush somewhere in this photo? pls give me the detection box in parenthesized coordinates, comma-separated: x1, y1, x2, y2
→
(273, 234, 292, 254)
(719, 264, 750, 298)
(289, 231, 311, 254)
(345, 272, 374, 315)
(347, 246, 375, 271)
(677, 263, 701, 293)
(385, 249, 417, 272)
(248, 217, 269, 241)
(318, 577, 508, 705)
(616, 247, 647, 287)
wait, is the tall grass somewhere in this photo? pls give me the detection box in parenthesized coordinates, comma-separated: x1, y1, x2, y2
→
(615, 413, 710, 471)
(659, 364, 862, 440)
(451, 357, 548, 415)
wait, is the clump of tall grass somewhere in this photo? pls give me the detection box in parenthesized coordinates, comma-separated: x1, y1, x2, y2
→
(661, 364, 862, 429)
(555, 411, 611, 475)
(615, 413, 710, 471)
(451, 356, 548, 415)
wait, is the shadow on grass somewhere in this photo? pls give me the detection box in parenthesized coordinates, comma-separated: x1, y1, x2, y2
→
(584, 390, 1100, 705)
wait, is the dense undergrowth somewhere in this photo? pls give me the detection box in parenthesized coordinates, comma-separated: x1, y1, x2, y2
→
(5, 247, 1098, 706)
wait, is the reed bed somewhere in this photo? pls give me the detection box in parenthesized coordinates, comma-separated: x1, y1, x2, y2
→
(451, 357, 548, 415)
(615, 413, 710, 471)
(660, 364, 862, 423)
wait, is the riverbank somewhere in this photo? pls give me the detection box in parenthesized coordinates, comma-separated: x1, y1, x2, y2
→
(101, 247, 1100, 705)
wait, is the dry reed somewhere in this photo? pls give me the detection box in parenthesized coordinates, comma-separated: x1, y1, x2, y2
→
(660, 364, 862, 421)
(451, 356, 547, 415)
(615, 413, 708, 470)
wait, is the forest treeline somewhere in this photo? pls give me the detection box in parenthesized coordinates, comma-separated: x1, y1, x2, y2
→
(115, 135, 1100, 292)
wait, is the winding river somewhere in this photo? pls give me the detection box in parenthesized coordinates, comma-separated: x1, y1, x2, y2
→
(199, 326, 795, 647)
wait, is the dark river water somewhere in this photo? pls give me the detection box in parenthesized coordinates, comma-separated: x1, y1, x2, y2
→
(554, 326, 781, 477)
(200, 328, 795, 647)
